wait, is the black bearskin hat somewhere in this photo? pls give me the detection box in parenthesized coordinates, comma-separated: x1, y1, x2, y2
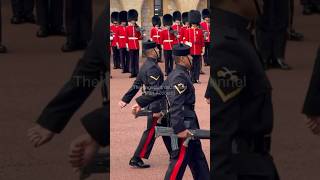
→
(128, 9, 138, 21)
(173, 11, 181, 21)
(119, 11, 127, 23)
(163, 14, 173, 26)
(189, 10, 201, 25)
(182, 12, 189, 24)
(202, 9, 210, 19)
(111, 11, 119, 23)
(152, 15, 161, 26)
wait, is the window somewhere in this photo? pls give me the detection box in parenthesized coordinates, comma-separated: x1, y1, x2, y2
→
(154, 0, 163, 16)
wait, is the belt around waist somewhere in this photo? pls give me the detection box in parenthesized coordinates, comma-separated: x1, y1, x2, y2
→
(163, 40, 173, 42)
(118, 36, 125, 38)
(182, 105, 195, 111)
(128, 37, 138, 40)
(232, 135, 271, 154)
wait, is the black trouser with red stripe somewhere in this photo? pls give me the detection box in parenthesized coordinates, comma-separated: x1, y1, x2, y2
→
(164, 50, 173, 75)
(120, 48, 129, 72)
(203, 42, 210, 65)
(112, 46, 120, 69)
(164, 139, 210, 180)
(191, 55, 201, 82)
(133, 116, 172, 159)
(129, 49, 139, 76)
(157, 44, 162, 62)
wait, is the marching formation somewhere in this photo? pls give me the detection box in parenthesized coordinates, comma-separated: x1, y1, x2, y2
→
(112, 8, 211, 180)
(110, 8, 210, 83)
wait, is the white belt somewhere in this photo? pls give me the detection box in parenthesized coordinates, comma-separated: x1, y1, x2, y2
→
(153, 35, 160, 38)
(163, 40, 173, 42)
(119, 36, 125, 38)
(128, 37, 138, 40)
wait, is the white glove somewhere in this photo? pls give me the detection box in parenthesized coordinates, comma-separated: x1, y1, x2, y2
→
(185, 41, 192, 47)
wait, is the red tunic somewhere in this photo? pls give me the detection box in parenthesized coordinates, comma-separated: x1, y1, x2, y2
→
(110, 24, 118, 47)
(126, 24, 142, 50)
(171, 23, 183, 44)
(200, 21, 210, 42)
(180, 25, 189, 44)
(117, 25, 128, 49)
(184, 27, 204, 55)
(150, 27, 162, 44)
(160, 27, 175, 51)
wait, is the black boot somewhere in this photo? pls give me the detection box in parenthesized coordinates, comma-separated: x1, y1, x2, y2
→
(129, 157, 150, 168)
(24, 15, 36, 24)
(303, 5, 314, 15)
(289, 29, 304, 41)
(261, 58, 270, 70)
(315, 4, 320, 13)
(0, 44, 7, 53)
(10, 16, 24, 24)
(36, 27, 49, 38)
(274, 58, 292, 70)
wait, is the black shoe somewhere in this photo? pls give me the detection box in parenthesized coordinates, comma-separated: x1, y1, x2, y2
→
(289, 30, 304, 41)
(61, 43, 77, 52)
(50, 28, 66, 36)
(61, 43, 87, 52)
(129, 75, 137, 78)
(129, 157, 150, 168)
(11, 16, 24, 24)
(36, 28, 49, 38)
(0, 45, 7, 53)
(303, 5, 314, 15)
(261, 59, 270, 70)
(24, 15, 36, 24)
(314, 5, 320, 13)
(273, 58, 292, 70)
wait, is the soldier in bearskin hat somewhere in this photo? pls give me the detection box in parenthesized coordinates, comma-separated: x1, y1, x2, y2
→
(150, 15, 163, 62)
(126, 9, 143, 78)
(118, 11, 130, 73)
(111, 11, 120, 69)
(172, 11, 182, 44)
(201, 9, 210, 66)
(180, 12, 190, 44)
(184, 10, 204, 84)
(161, 14, 175, 76)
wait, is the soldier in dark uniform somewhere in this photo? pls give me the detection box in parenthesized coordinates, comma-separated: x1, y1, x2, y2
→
(62, 0, 93, 52)
(27, 11, 107, 148)
(256, 0, 291, 70)
(0, 0, 7, 53)
(118, 40, 171, 168)
(132, 44, 210, 180)
(10, 0, 35, 24)
(209, 1, 280, 179)
(36, 0, 64, 38)
(301, 0, 320, 15)
(303, 47, 320, 134)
